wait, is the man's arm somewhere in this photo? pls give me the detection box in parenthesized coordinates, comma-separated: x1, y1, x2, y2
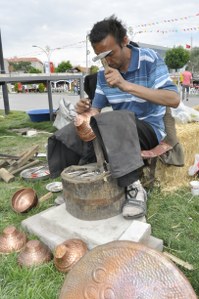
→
(104, 68, 180, 108)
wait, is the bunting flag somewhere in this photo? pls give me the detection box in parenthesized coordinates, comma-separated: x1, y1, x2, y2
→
(134, 26, 199, 35)
(133, 13, 199, 28)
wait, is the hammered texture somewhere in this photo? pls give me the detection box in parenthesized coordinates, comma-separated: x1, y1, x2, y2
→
(74, 111, 97, 142)
(54, 239, 88, 273)
(59, 241, 197, 299)
(18, 240, 52, 267)
(0, 226, 27, 254)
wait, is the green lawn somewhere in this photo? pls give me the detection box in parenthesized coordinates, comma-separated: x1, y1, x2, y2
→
(0, 110, 198, 298)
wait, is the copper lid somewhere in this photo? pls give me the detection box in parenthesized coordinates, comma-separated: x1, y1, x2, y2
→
(11, 188, 38, 213)
(54, 239, 88, 273)
(0, 225, 27, 254)
(18, 240, 52, 267)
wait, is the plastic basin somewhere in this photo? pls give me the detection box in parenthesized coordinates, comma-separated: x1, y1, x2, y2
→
(27, 109, 53, 122)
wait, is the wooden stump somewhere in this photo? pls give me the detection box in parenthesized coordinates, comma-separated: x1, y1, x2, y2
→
(61, 164, 125, 221)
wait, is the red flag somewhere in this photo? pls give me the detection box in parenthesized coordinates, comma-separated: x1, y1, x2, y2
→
(186, 44, 191, 48)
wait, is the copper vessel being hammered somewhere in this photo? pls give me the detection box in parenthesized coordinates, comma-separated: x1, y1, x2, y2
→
(11, 188, 38, 213)
(0, 225, 27, 254)
(54, 239, 88, 273)
(18, 239, 52, 267)
(59, 240, 197, 299)
(74, 111, 98, 142)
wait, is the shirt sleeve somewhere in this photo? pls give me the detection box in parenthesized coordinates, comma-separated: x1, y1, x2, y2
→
(91, 72, 109, 109)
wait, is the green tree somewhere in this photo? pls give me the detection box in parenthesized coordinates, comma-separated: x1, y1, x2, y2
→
(89, 65, 99, 74)
(165, 46, 190, 71)
(10, 61, 32, 73)
(187, 47, 199, 74)
(38, 83, 45, 92)
(29, 66, 42, 73)
(55, 61, 72, 73)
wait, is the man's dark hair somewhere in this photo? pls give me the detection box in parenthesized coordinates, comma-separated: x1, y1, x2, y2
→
(89, 15, 127, 46)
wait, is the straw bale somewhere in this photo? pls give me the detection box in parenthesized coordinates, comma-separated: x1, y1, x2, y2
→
(156, 122, 199, 191)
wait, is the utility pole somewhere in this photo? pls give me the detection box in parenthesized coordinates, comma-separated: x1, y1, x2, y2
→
(86, 32, 90, 74)
(0, 29, 10, 114)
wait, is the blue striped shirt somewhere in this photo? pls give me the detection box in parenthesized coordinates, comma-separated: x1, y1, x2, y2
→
(92, 45, 178, 142)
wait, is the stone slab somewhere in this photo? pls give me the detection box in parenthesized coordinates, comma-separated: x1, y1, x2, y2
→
(21, 203, 147, 251)
(119, 221, 151, 243)
(143, 235, 164, 252)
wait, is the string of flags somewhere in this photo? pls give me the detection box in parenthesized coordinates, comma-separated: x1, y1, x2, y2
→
(133, 13, 199, 28)
(134, 26, 199, 35)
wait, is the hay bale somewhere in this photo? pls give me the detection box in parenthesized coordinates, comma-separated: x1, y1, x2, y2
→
(156, 122, 199, 191)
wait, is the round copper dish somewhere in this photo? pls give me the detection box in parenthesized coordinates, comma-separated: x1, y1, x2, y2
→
(0, 225, 27, 254)
(18, 239, 52, 267)
(74, 111, 98, 142)
(11, 188, 38, 213)
(54, 239, 88, 273)
(59, 240, 197, 299)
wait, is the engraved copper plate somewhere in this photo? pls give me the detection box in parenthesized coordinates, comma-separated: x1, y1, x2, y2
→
(59, 241, 197, 299)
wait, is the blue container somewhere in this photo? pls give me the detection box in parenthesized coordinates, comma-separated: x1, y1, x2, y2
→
(27, 109, 53, 122)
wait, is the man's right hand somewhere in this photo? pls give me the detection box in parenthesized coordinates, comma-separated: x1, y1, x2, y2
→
(75, 98, 91, 114)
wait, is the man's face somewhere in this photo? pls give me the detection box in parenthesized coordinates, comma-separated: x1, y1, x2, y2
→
(92, 35, 127, 70)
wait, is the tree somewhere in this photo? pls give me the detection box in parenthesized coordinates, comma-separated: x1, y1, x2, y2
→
(165, 46, 190, 71)
(9, 62, 41, 73)
(55, 61, 73, 73)
(28, 66, 42, 73)
(187, 47, 199, 75)
(89, 65, 99, 74)
(10, 61, 31, 73)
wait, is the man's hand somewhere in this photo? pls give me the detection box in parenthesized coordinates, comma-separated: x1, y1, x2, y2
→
(104, 67, 128, 90)
(75, 98, 91, 114)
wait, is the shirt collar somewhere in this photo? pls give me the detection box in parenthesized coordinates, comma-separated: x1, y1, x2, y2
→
(126, 43, 140, 72)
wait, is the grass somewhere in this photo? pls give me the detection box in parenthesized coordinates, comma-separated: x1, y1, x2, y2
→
(0, 110, 199, 298)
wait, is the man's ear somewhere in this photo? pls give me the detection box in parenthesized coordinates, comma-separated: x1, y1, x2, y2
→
(122, 36, 129, 47)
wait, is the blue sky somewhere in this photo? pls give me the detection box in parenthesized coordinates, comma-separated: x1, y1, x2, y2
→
(1, 0, 198, 67)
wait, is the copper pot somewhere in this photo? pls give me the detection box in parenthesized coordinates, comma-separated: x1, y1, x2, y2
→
(54, 239, 88, 273)
(74, 111, 98, 142)
(18, 239, 52, 267)
(11, 188, 38, 213)
(0, 225, 27, 254)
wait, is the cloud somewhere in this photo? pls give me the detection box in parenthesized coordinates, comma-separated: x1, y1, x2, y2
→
(1, 0, 199, 66)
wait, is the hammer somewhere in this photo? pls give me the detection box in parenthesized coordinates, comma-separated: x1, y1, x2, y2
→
(92, 50, 112, 71)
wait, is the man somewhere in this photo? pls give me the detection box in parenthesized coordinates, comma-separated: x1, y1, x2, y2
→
(75, 15, 180, 219)
(181, 67, 192, 101)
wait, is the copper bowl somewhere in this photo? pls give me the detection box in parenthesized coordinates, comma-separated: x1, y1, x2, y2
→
(53, 239, 88, 273)
(74, 111, 98, 142)
(11, 188, 38, 213)
(0, 225, 27, 254)
(18, 239, 52, 267)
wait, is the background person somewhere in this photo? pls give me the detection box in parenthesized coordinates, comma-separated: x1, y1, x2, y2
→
(181, 67, 192, 101)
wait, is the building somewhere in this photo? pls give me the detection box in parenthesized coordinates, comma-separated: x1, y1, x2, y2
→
(6, 57, 43, 73)
(137, 42, 170, 59)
